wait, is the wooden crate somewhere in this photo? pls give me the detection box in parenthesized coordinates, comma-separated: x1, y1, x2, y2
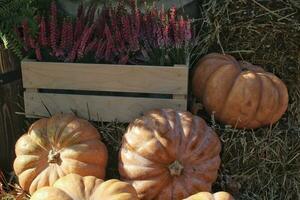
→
(22, 59, 188, 122)
(0, 49, 23, 173)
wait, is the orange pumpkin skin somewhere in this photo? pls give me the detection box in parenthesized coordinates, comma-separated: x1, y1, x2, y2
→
(193, 53, 288, 129)
(13, 114, 108, 195)
(30, 174, 139, 200)
(183, 191, 234, 200)
(119, 109, 221, 200)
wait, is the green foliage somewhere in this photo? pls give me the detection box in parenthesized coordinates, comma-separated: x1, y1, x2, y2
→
(0, 0, 37, 58)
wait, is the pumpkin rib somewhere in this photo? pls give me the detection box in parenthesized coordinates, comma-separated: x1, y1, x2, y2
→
(218, 72, 244, 122)
(204, 64, 240, 119)
(46, 115, 76, 145)
(264, 73, 289, 123)
(238, 72, 263, 128)
(171, 176, 190, 199)
(263, 73, 281, 125)
(30, 174, 139, 200)
(193, 55, 235, 99)
(251, 74, 278, 126)
(250, 74, 269, 126)
(182, 129, 220, 163)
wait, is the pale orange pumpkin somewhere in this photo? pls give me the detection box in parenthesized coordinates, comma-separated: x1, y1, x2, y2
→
(30, 174, 139, 200)
(183, 191, 234, 200)
(193, 53, 288, 129)
(13, 114, 108, 195)
(119, 109, 221, 200)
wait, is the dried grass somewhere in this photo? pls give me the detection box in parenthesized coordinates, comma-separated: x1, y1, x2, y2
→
(193, 0, 300, 199)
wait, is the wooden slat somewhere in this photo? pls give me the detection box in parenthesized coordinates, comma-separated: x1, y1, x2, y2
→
(24, 91, 187, 122)
(22, 60, 188, 95)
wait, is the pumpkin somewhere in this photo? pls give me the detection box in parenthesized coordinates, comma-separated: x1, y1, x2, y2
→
(30, 174, 139, 200)
(183, 191, 234, 200)
(13, 114, 108, 195)
(119, 109, 221, 200)
(192, 53, 288, 129)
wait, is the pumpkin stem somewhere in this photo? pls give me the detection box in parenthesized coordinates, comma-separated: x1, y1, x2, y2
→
(168, 160, 184, 176)
(48, 150, 61, 164)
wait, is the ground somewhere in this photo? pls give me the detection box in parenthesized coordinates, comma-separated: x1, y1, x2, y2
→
(1, 0, 300, 200)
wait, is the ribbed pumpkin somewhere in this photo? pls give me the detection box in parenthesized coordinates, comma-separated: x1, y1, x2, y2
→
(193, 53, 288, 129)
(119, 109, 221, 200)
(30, 174, 139, 200)
(183, 191, 234, 200)
(13, 114, 108, 195)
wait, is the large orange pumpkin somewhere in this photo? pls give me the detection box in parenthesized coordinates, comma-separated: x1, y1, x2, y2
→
(30, 174, 139, 200)
(119, 109, 221, 200)
(13, 114, 108, 195)
(193, 53, 288, 129)
(183, 191, 234, 200)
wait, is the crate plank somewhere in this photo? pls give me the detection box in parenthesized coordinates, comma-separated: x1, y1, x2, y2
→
(24, 91, 187, 122)
(22, 60, 188, 95)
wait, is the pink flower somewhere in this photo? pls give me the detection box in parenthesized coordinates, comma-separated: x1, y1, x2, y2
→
(50, 0, 58, 51)
(95, 41, 106, 61)
(60, 19, 69, 50)
(155, 24, 164, 48)
(39, 17, 47, 46)
(163, 24, 170, 47)
(121, 16, 131, 43)
(35, 45, 42, 61)
(78, 24, 96, 59)
(118, 54, 129, 64)
(66, 40, 80, 62)
(185, 19, 192, 42)
(66, 19, 74, 51)
(22, 20, 30, 50)
(85, 38, 98, 54)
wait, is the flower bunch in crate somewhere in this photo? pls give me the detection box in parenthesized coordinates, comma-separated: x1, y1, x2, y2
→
(21, 0, 194, 66)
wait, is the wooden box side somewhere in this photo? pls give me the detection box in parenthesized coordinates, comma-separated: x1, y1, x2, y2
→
(22, 59, 188, 95)
(24, 91, 187, 122)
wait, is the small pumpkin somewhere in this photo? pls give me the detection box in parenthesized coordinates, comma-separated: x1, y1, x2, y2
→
(30, 174, 139, 200)
(119, 109, 221, 200)
(13, 114, 108, 195)
(193, 53, 288, 129)
(183, 191, 234, 200)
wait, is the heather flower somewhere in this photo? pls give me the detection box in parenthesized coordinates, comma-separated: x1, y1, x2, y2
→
(78, 24, 96, 59)
(22, 20, 30, 49)
(156, 25, 164, 48)
(179, 16, 186, 45)
(50, 0, 58, 51)
(21, 1, 193, 66)
(121, 16, 131, 43)
(35, 45, 42, 61)
(65, 19, 74, 51)
(66, 40, 80, 62)
(118, 54, 129, 64)
(60, 19, 69, 50)
(185, 19, 192, 42)
(135, 9, 141, 35)
(39, 17, 47, 46)
(163, 24, 170, 47)
(95, 41, 106, 61)
(85, 38, 98, 55)
(115, 28, 125, 52)
(170, 6, 176, 24)
(86, 4, 97, 24)
(28, 36, 36, 49)
(104, 24, 115, 60)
